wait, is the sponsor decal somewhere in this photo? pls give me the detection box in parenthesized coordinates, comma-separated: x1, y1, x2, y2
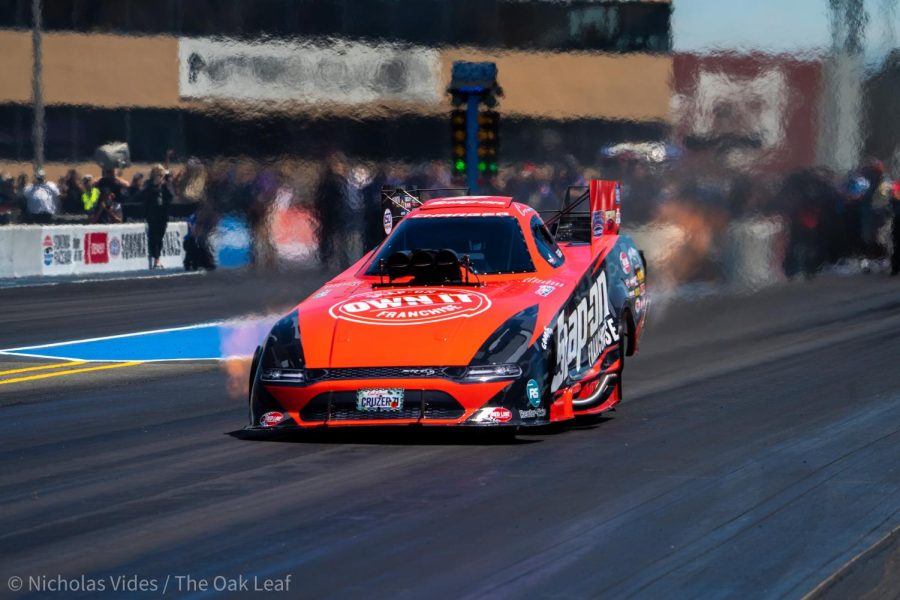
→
(109, 236, 122, 258)
(42, 235, 53, 266)
(84, 232, 109, 265)
(471, 406, 513, 423)
(540, 327, 553, 351)
(412, 212, 511, 218)
(161, 231, 182, 257)
(51, 234, 73, 265)
(591, 211, 604, 237)
(313, 281, 359, 299)
(323, 280, 358, 289)
(329, 288, 491, 326)
(522, 277, 563, 288)
(356, 388, 404, 411)
(260, 411, 286, 427)
(526, 379, 541, 407)
(627, 246, 641, 268)
(400, 368, 438, 376)
(625, 276, 639, 288)
(615, 183, 622, 205)
(619, 251, 631, 274)
(72, 236, 83, 263)
(121, 232, 148, 259)
(383, 208, 393, 235)
(606, 210, 618, 226)
(519, 407, 547, 419)
(551, 269, 620, 392)
(536, 285, 556, 297)
(426, 199, 507, 207)
(637, 269, 645, 283)
(515, 203, 535, 216)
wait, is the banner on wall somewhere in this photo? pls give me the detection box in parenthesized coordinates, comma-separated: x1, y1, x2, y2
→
(178, 36, 442, 105)
(0, 223, 188, 278)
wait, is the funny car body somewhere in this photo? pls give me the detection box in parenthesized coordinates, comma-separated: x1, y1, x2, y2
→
(247, 180, 648, 432)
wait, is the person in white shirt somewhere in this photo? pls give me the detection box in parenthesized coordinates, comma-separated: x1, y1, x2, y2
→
(23, 169, 60, 224)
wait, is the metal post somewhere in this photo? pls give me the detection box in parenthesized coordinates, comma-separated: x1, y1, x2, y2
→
(465, 94, 480, 193)
(818, 0, 867, 171)
(31, 0, 44, 175)
(449, 61, 498, 192)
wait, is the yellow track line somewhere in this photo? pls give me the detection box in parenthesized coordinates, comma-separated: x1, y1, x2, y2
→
(0, 360, 86, 377)
(0, 361, 143, 385)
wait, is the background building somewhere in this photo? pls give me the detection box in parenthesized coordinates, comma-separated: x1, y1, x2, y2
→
(671, 52, 823, 174)
(0, 0, 673, 178)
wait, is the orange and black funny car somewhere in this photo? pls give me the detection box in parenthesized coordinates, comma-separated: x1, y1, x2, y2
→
(247, 180, 648, 432)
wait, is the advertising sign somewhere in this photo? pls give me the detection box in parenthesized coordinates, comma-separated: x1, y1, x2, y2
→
(0, 223, 188, 278)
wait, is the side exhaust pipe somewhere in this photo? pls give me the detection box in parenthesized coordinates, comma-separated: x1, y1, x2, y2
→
(571, 374, 618, 408)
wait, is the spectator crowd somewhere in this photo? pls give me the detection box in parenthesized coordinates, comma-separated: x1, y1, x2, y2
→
(0, 159, 208, 270)
(1, 150, 899, 280)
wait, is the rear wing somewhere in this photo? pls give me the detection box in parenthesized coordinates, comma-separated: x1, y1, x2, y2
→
(543, 180, 621, 251)
(380, 187, 469, 239)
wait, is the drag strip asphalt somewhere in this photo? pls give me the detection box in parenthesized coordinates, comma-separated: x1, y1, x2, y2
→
(0, 270, 898, 599)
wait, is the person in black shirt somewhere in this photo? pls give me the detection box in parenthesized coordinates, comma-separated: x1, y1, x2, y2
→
(0, 174, 16, 224)
(314, 153, 351, 269)
(94, 167, 130, 207)
(89, 185, 124, 224)
(139, 164, 174, 269)
(62, 169, 83, 214)
(128, 172, 145, 199)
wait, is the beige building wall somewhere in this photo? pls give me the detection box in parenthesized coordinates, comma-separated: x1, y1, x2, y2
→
(0, 30, 180, 108)
(0, 160, 170, 182)
(441, 49, 672, 122)
(0, 30, 671, 122)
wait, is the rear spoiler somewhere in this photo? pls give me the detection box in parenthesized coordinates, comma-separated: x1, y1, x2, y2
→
(380, 187, 469, 239)
(543, 180, 622, 249)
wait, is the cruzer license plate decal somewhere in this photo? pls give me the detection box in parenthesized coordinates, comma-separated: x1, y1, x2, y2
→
(356, 388, 405, 411)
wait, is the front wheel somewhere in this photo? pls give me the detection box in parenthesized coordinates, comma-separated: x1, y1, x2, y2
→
(247, 346, 262, 425)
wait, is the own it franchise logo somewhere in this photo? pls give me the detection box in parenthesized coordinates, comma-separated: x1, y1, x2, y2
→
(328, 288, 491, 326)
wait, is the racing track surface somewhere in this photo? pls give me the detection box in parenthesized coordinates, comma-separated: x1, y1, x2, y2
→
(1, 269, 899, 599)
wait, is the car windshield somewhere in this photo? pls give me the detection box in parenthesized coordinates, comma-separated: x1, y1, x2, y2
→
(366, 216, 535, 275)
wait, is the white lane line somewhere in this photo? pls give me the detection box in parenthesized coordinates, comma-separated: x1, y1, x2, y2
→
(0, 351, 236, 363)
(0, 270, 203, 290)
(0, 321, 221, 352)
(0, 311, 282, 353)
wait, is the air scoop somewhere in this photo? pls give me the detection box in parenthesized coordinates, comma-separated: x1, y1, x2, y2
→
(376, 249, 480, 287)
